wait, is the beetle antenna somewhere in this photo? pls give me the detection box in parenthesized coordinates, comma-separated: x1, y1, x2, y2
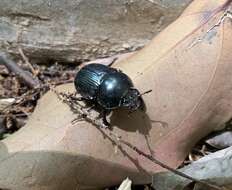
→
(139, 89, 152, 97)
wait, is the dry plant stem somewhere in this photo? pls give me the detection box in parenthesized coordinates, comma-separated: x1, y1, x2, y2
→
(1, 80, 73, 116)
(119, 139, 225, 190)
(51, 88, 107, 128)
(18, 47, 37, 76)
(0, 52, 40, 89)
(53, 90, 224, 190)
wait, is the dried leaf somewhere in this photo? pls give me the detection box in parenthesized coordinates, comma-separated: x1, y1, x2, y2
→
(1, 0, 232, 190)
(152, 146, 232, 190)
(118, 178, 132, 190)
(206, 131, 232, 149)
(116, 0, 232, 170)
(0, 98, 15, 111)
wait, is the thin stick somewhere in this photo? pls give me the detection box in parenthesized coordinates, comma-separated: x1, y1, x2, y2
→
(0, 52, 40, 89)
(52, 89, 225, 190)
(119, 139, 225, 190)
(50, 87, 108, 128)
(146, 0, 167, 9)
(18, 47, 37, 76)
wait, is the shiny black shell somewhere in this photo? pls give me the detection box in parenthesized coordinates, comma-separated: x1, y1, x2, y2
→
(97, 72, 134, 109)
(74, 63, 134, 109)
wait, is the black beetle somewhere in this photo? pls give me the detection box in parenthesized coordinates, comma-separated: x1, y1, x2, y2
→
(74, 63, 148, 126)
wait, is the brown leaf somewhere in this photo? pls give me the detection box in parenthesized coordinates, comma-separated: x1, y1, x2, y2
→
(1, 0, 232, 189)
(115, 0, 232, 170)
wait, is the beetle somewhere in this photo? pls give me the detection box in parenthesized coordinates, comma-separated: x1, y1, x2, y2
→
(74, 63, 149, 127)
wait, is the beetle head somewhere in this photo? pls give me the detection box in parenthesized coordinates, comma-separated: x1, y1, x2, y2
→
(120, 88, 142, 110)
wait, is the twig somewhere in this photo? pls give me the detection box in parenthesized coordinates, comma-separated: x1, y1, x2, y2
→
(145, 0, 167, 9)
(119, 139, 225, 190)
(51, 88, 224, 190)
(0, 52, 40, 89)
(9, 12, 50, 21)
(50, 87, 108, 128)
(18, 47, 37, 76)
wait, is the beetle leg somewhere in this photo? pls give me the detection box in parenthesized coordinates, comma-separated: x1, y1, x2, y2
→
(70, 95, 95, 109)
(72, 96, 86, 101)
(100, 110, 111, 127)
(116, 69, 123, 73)
(86, 105, 96, 112)
(102, 116, 110, 127)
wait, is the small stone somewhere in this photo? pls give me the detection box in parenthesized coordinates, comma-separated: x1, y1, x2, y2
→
(92, 48, 98, 53)
(20, 19, 30, 26)
(102, 49, 108, 54)
(122, 43, 131, 49)
(0, 98, 15, 111)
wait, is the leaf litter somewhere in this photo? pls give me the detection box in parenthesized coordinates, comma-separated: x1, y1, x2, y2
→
(1, 2, 232, 189)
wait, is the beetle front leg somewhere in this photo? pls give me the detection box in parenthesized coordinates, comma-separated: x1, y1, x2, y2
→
(70, 95, 94, 109)
(101, 110, 111, 128)
(71, 96, 87, 101)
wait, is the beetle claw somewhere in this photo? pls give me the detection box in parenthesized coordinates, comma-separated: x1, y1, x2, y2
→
(97, 110, 111, 128)
(102, 116, 111, 127)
